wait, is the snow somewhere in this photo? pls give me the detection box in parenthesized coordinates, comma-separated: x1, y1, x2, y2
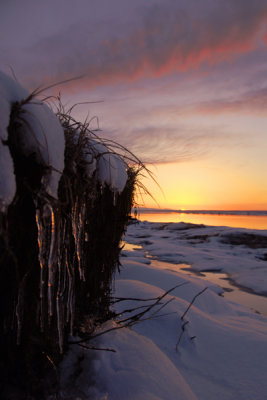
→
(3, 70, 265, 397)
(0, 71, 128, 209)
(91, 325, 198, 400)
(98, 151, 127, 194)
(19, 101, 65, 198)
(0, 71, 65, 204)
(0, 145, 16, 211)
(86, 140, 128, 194)
(126, 221, 267, 295)
(0, 71, 28, 209)
(59, 221, 267, 400)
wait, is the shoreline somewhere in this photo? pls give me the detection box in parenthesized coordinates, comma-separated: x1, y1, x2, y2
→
(124, 220, 267, 315)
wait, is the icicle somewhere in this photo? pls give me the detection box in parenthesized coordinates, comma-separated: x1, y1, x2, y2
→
(70, 292, 75, 337)
(15, 304, 22, 345)
(71, 199, 86, 281)
(66, 257, 75, 336)
(113, 191, 117, 207)
(56, 220, 64, 352)
(46, 203, 56, 318)
(15, 286, 23, 345)
(57, 220, 67, 302)
(65, 246, 75, 336)
(36, 208, 46, 331)
(63, 249, 69, 322)
(77, 202, 86, 280)
(56, 294, 64, 353)
(15, 270, 30, 345)
(71, 200, 79, 272)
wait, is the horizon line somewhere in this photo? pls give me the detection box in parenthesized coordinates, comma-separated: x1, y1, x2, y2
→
(135, 207, 267, 215)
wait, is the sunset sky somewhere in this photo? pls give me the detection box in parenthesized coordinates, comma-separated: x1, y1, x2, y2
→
(1, 0, 267, 210)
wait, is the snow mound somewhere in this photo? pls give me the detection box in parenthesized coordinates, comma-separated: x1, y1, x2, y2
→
(0, 71, 65, 206)
(61, 250, 267, 399)
(0, 72, 28, 209)
(82, 139, 128, 194)
(17, 101, 65, 198)
(0, 71, 128, 210)
(92, 324, 198, 400)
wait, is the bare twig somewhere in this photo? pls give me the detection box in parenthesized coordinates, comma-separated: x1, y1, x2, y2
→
(69, 283, 188, 345)
(78, 343, 116, 353)
(149, 297, 174, 318)
(113, 303, 164, 317)
(181, 287, 208, 321)
(118, 282, 188, 325)
(176, 321, 189, 351)
(20, 76, 84, 105)
(112, 296, 163, 303)
(176, 287, 208, 351)
(69, 324, 126, 344)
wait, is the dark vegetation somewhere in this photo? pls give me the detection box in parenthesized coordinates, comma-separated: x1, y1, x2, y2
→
(0, 94, 142, 398)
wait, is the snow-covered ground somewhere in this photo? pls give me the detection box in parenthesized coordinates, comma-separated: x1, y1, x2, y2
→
(126, 221, 267, 295)
(60, 221, 267, 400)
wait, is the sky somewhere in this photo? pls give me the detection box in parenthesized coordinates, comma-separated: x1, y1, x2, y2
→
(1, 0, 267, 210)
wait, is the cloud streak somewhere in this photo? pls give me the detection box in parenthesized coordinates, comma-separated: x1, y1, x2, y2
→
(4, 0, 267, 90)
(192, 87, 267, 115)
(104, 124, 237, 165)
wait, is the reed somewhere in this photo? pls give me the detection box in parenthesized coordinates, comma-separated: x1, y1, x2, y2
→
(0, 87, 145, 398)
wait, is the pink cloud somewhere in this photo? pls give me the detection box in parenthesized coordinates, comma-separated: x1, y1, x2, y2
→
(8, 0, 267, 92)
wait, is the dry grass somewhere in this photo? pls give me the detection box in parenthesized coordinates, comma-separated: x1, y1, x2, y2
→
(0, 84, 153, 397)
(0, 79, 162, 397)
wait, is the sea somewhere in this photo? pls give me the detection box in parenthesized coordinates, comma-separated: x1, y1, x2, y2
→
(136, 209, 267, 230)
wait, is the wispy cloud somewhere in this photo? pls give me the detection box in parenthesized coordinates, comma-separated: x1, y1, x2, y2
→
(192, 87, 267, 115)
(2, 0, 267, 89)
(104, 124, 237, 165)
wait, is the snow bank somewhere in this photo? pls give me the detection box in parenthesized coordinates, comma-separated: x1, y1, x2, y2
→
(91, 324, 198, 400)
(60, 233, 267, 400)
(95, 243, 267, 399)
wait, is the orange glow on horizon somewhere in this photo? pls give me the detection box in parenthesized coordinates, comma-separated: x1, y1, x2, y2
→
(136, 161, 267, 211)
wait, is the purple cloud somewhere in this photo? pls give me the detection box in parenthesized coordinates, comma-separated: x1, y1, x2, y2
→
(1, 0, 267, 90)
